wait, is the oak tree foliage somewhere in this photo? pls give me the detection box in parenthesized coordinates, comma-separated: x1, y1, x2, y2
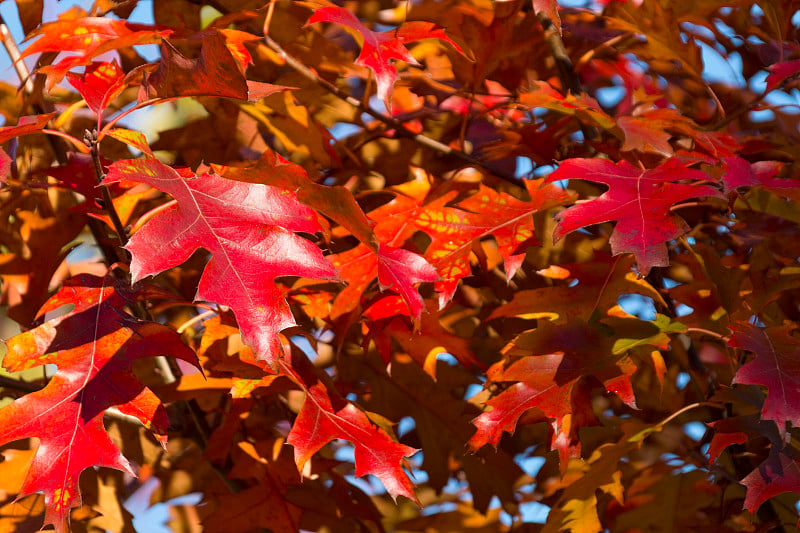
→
(1, 0, 800, 531)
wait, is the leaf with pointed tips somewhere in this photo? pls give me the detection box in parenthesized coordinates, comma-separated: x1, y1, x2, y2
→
(731, 324, 800, 431)
(469, 320, 638, 470)
(546, 158, 722, 275)
(66, 61, 126, 115)
(21, 17, 172, 89)
(414, 179, 572, 306)
(307, 5, 464, 111)
(742, 449, 800, 525)
(765, 58, 800, 91)
(721, 157, 799, 195)
(0, 274, 198, 533)
(283, 350, 419, 503)
(103, 158, 338, 368)
(216, 149, 436, 321)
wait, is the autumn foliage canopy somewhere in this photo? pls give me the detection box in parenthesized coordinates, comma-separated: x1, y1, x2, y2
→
(2, 0, 800, 531)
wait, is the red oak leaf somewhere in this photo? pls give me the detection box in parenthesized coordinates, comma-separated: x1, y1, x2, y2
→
(520, 81, 617, 131)
(0, 274, 198, 533)
(0, 113, 56, 143)
(730, 324, 800, 432)
(21, 17, 167, 57)
(721, 157, 799, 195)
(706, 415, 778, 464)
(215, 148, 375, 245)
(414, 179, 572, 306)
(546, 158, 722, 275)
(307, 5, 463, 110)
(742, 448, 800, 526)
(216, 149, 437, 321)
(617, 115, 674, 155)
(329, 240, 437, 322)
(282, 350, 419, 503)
(67, 61, 126, 116)
(104, 128, 155, 158)
(103, 159, 338, 368)
(765, 58, 800, 91)
(138, 31, 292, 103)
(20, 17, 172, 89)
(376, 244, 439, 319)
(469, 320, 637, 470)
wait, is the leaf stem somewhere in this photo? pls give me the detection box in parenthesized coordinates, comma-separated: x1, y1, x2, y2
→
(176, 309, 219, 334)
(41, 129, 91, 153)
(98, 98, 170, 140)
(263, 35, 525, 188)
(686, 327, 729, 341)
(655, 401, 709, 429)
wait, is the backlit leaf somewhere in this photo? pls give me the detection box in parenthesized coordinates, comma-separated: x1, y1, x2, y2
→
(0, 274, 198, 533)
(546, 158, 723, 275)
(307, 5, 464, 110)
(103, 158, 339, 368)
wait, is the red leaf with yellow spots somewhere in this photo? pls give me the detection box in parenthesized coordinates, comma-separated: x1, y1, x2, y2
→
(0, 274, 198, 533)
(67, 61, 126, 115)
(21, 16, 172, 89)
(414, 179, 572, 306)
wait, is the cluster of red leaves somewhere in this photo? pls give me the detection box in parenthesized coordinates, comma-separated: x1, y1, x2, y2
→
(1, 1, 800, 532)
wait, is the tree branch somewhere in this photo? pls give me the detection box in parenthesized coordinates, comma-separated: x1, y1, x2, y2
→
(0, 374, 40, 393)
(536, 12, 599, 143)
(84, 129, 130, 252)
(263, 35, 525, 188)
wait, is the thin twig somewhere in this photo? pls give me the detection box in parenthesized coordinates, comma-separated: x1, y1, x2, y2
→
(177, 309, 218, 334)
(263, 35, 525, 188)
(0, 20, 33, 93)
(655, 401, 709, 429)
(0, 375, 40, 393)
(84, 128, 129, 249)
(536, 12, 599, 143)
